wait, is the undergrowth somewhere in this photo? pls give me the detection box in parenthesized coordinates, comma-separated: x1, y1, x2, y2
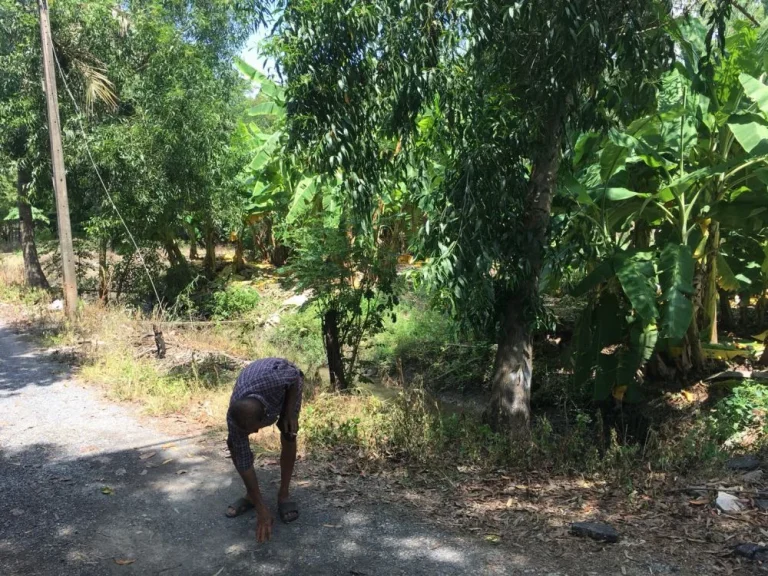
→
(0, 250, 765, 481)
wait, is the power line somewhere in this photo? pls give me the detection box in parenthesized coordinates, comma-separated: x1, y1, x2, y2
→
(50, 44, 163, 307)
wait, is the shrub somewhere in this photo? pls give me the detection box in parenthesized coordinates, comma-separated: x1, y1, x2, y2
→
(210, 283, 261, 319)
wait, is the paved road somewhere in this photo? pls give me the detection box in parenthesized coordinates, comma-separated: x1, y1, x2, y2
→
(0, 320, 557, 576)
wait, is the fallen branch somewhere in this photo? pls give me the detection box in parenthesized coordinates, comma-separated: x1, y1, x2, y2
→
(667, 487, 766, 497)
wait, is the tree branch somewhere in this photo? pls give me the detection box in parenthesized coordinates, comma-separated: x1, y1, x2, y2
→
(733, 0, 760, 27)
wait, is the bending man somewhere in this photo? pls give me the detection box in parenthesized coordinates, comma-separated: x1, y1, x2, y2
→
(225, 357, 303, 542)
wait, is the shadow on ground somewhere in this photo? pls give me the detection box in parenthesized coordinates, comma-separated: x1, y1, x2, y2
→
(0, 437, 537, 576)
(0, 324, 70, 395)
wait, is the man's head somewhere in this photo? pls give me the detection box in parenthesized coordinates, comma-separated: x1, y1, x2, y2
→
(228, 397, 268, 434)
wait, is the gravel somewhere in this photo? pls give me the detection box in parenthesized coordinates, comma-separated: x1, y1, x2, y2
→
(0, 321, 543, 576)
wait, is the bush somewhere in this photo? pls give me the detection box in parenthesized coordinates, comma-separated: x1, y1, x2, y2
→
(301, 393, 386, 450)
(267, 306, 327, 369)
(210, 283, 261, 319)
(708, 381, 768, 446)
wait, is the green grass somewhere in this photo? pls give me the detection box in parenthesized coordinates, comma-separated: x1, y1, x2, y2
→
(367, 292, 493, 391)
(80, 349, 215, 414)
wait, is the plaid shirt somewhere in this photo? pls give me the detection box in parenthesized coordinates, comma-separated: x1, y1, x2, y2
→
(227, 358, 303, 472)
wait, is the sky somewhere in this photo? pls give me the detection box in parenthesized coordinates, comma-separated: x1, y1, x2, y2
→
(238, 27, 277, 79)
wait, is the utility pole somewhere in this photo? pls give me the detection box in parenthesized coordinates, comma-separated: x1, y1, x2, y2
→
(38, 0, 77, 319)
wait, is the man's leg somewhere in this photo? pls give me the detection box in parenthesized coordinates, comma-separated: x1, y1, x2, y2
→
(278, 432, 299, 522)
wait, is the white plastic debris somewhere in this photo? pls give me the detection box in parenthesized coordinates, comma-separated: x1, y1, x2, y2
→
(716, 492, 745, 513)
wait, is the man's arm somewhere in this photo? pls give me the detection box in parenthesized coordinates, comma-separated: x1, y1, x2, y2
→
(278, 380, 302, 435)
(237, 468, 273, 542)
(227, 422, 273, 542)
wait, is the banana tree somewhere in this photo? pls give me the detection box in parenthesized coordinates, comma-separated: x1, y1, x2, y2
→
(566, 16, 768, 401)
(234, 58, 326, 267)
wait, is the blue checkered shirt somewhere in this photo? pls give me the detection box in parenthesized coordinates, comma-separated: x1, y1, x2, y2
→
(227, 358, 303, 472)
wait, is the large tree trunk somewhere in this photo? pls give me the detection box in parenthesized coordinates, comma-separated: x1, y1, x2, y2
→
(184, 222, 198, 260)
(270, 244, 290, 267)
(681, 314, 705, 375)
(681, 263, 706, 374)
(633, 219, 651, 250)
(114, 251, 134, 303)
(252, 218, 272, 262)
(322, 308, 347, 391)
(486, 297, 533, 431)
(204, 225, 216, 278)
(233, 231, 246, 272)
(163, 237, 186, 269)
(17, 166, 50, 290)
(485, 106, 564, 435)
(98, 237, 109, 304)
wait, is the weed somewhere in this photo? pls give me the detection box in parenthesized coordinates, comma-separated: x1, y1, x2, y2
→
(708, 380, 768, 447)
(210, 283, 261, 320)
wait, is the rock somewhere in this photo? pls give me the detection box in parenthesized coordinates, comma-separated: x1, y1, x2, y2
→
(48, 299, 64, 311)
(753, 499, 768, 511)
(115, 468, 126, 477)
(727, 455, 761, 471)
(716, 492, 745, 513)
(734, 543, 768, 560)
(283, 293, 309, 308)
(11, 508, 24, 517)
(742, 469, 764, 484)
(266, 313, 281, 327)
(569, 522, 620, 543)
(756, 550, 768, 563)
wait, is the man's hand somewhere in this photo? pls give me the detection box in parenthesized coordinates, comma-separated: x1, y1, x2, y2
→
(256, 508, 273, 543)
(278, 415, 299, 436)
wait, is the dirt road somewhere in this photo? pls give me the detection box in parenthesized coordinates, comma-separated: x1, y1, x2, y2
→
(0, 320, 563, 576)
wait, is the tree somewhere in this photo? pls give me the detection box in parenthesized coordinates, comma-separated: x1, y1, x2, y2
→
(273, 0, 714, 435)
(0, 0, 53, 289)
(12, 0, 265, 302)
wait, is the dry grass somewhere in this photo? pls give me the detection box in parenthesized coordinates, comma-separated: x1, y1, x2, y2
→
(0, 255, 330, 455)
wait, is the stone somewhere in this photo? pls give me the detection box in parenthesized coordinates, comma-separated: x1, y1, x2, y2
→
(569, 522, 620, 543)
(755, 550, 768, 563)
(48, 299, 64, 311)
(727, 455, 761, 472)
(742, 469, 764, 484)
(716, 492, 745, 513)
(753, 499, 768, 511)
(266, 313, 281, 327)
(734, 543, 768, 560)
(283, 293, 309, 307)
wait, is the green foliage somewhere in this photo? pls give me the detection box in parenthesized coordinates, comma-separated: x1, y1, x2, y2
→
(708, 381, 768, 444)
(267, 304, 327, 368)
(566, 14, 768, 400)
(282, 214, 400, 382)
(210, 283, 261, 320)
(659, 244, 695, 340)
